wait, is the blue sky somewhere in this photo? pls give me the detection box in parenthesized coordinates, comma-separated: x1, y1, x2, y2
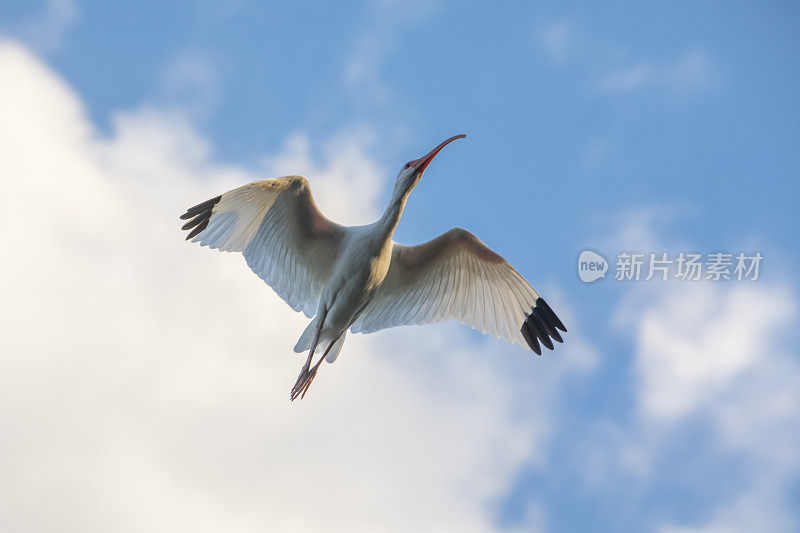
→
(21, 1, 798, 255)
(1, 1, 799, 532)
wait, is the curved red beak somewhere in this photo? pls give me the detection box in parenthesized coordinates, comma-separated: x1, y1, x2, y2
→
(409, 134, 466, 173)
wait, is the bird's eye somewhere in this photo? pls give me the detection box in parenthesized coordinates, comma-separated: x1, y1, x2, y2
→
(404, 162, 413, 169)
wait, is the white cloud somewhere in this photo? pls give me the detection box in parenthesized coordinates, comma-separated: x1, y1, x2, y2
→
(0, 40, 589, 532)
(615, 281, 800, 532)
(538, 22, 571, 64)
(631, 283, 795, 420)
(600, 206, 677, 254)
(261, 127, 385, 226)
(0, 0, 77, 54)
(597, 51, 712, 94)
(571, 205, 800, 529)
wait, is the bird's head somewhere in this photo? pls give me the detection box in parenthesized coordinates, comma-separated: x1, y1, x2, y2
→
(394, 134, 466, 197)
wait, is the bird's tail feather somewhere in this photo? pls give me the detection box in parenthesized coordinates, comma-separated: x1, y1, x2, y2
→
(325, 331, 346, 363)
(294, 317, 319, 353)
(294, 317, 346, 363)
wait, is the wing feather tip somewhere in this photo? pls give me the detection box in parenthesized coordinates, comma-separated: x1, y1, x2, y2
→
(520, 321, 542, 355)
(529, 312, 554, 351)
(180, 195, 222, 218)
(180, 195, 221, 241)
(186, 218, 209, 240)
(520, 297, 567, 355)
(536, 297, 567, 332)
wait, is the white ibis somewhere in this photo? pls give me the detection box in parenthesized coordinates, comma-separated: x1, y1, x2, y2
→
(180, 134, 566, 400)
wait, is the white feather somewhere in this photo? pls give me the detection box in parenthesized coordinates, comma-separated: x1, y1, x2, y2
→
(352, 228, 541, 348)
(189, 176, 343, 318)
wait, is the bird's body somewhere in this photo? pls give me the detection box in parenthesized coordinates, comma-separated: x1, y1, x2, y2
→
(310, 224, 392, 348)
(180, 135, 566, 399)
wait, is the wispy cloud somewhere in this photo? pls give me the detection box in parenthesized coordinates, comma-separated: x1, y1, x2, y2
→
(597, 51, 712, 94)
(621, 282, 800, 532)
(598, 63, 655, 92)
(344, 0, 440, 102)
(0, 0, 77, 54)
(538, 22, 571, 64)
(155, 50, 221, 119)
(630, 284, 796, 421)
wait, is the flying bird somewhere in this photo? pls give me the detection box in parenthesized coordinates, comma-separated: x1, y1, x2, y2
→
(180, 134, 566, 400)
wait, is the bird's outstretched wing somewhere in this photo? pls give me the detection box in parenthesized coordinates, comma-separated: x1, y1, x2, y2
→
(180, 176, 344, 317)
(351, 228, 566, 354)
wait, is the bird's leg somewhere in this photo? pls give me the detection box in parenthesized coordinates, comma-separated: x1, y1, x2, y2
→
(290, 351, 314, 398)
(298, 342, 335, 399)
(290, 316, 325, 400)
(291, 337, 339, 401)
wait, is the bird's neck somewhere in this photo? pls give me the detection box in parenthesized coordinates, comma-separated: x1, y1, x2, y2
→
(376, 188, 410, 241)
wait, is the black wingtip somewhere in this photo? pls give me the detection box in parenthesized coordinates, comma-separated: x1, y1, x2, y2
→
(180, 195, 222, 219)
(520, 322, 542, 355)
(181, 216, 205, 231)
(186, 218, 209, 240)
(530, 313, 555, 351)
(536, 297, 567, 332)
(180, 195, 221, 241)
(520, 298, 567, 355)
